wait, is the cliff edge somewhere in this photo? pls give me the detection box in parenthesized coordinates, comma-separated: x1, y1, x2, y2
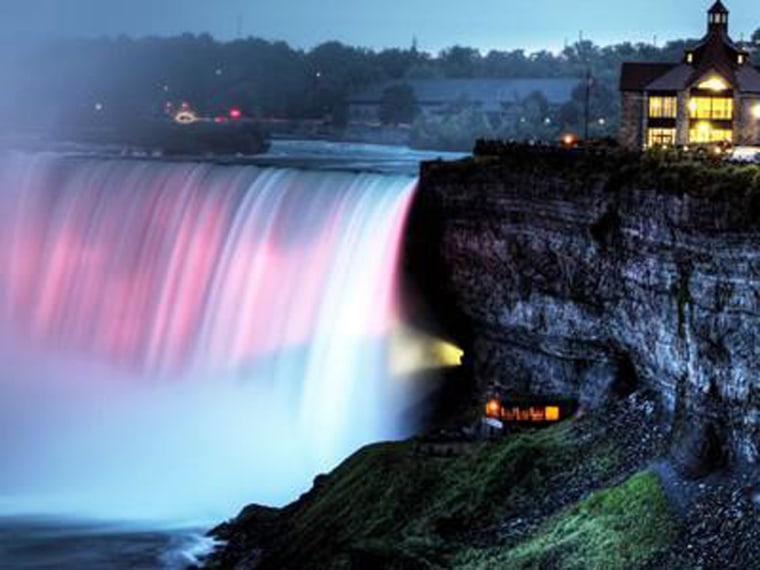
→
(410, 145, 760, 469)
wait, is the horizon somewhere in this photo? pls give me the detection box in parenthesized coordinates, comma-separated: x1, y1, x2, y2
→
(1, 0, 757, 54)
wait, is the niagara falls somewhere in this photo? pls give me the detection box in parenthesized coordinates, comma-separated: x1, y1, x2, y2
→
(0, 151, 420, 524)
(5, 1, 760, 568)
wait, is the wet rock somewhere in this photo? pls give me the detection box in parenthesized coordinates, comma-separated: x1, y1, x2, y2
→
(414, 156, 760, 464)
(672, 420, 728, 479)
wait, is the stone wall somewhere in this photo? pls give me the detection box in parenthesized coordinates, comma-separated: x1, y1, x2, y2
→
(410, 153, 760, 465)
(738, 95, 760, 146)
(619, 92, 645, 148)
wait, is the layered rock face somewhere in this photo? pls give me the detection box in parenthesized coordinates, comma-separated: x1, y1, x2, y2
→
(409, 152, 760, 466)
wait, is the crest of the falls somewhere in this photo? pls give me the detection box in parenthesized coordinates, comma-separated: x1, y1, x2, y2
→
(0, 152, 416, 523)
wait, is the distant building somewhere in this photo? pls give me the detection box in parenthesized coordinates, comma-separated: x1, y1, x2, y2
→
(347, 78, 580, 124)
(620, 1, 760, 149)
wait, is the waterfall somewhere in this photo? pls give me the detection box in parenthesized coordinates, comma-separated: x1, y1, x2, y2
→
(0, 152, 416, 523)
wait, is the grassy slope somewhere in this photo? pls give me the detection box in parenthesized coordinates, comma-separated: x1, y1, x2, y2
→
(455, 471, 678, 570)
(250, 419, 678, 569)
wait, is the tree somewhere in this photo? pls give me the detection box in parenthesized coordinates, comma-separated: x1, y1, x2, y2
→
(439, 46, 481, 77)
(378, 83, 420, 125)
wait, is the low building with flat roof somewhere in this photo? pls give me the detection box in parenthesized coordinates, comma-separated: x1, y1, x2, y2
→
(348, 78, 580, 125)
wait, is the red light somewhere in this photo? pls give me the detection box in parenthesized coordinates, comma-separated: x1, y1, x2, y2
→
(214, 117, 227, 123)
(229, 108, 242, 120)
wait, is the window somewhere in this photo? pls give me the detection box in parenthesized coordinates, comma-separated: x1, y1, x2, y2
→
(689, 123, 732, 144)
(647, 128, 676, 147)
(545, 406, 561, 422)
(698, 76, 729, 91)
(649, 96, 677, 118)
(687, 52, 694, 63)
(689, 97, 733, 120)
(738, 54, 745, 65)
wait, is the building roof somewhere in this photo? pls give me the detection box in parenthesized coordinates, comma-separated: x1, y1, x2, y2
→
(687, 27, 745, 87)
(737, 66, 760, 93)
(619, 63, 675, 91)
(645, 64, 695, 91)
(620, 1, 760, 94)
(709, 0, 728, 14)
(348, 78, 581, 111)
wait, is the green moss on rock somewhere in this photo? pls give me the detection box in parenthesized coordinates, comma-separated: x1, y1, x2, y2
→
(455, 470, 679, 570)
(226, 420, 642, 569)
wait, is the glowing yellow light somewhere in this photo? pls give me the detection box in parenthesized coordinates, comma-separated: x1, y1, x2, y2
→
(545, 406, 561, 421)
(689, 99, 698, 113)
(530, 407, 545, 422)
(739, 55, 745, 65)
(174, 110, 198, 124)
(647, 128, 676, 147)
(698, 76, 729, 91)
(388, 325, 464, 376)
(486, 399, 501, 417)
(697, 121, 711, 132)
(649, 96, 677, 119)
(752, 104, 760, 120)
(687, 52, 694, 63)
(562, 134, 576, 146)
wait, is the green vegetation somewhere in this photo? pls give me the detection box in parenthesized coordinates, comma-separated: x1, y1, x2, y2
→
(410, 101, 496, 152)
(455, 471, 678, 570)
(244, 420, 668, 569)
(7, 30, 760, 142)
(378, 83, 420, 125)
(447, 143, 760, 205)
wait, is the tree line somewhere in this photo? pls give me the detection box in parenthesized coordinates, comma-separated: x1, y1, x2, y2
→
(3, 30, 759, 142)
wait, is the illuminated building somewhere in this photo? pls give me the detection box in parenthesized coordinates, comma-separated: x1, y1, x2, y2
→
(619, 1, 760, 148)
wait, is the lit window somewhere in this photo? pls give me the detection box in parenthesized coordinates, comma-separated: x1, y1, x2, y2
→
(689, 97, 733, 120)
(647, 128, 676, 147)
(698, 76, 729, 91)
(648, 96, 677, 118)
(689, 123, 732, 144)
(687, 52, 694, 63)
(738, 54, 745, 65)
(545, 406, 561, 422)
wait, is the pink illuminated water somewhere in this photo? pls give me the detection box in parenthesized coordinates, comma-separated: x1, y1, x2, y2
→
(0, 152, 416, 523)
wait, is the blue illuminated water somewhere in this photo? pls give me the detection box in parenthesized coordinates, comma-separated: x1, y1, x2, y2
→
(0, 141, 463, 569)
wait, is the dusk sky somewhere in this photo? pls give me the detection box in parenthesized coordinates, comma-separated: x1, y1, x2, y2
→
(1, 0, 758, 51)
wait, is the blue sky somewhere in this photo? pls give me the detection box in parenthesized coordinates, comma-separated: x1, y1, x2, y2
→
(1, 0, 757, 51)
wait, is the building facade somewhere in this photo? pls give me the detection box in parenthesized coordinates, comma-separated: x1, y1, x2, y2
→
(620, 1, 760, 149)
(348, 78, 580, 125)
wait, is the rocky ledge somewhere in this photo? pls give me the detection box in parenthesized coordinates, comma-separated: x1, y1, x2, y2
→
(407, 146, 760, 469)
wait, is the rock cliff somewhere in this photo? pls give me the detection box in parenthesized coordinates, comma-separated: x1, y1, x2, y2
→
(408, 148, 760, 467)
